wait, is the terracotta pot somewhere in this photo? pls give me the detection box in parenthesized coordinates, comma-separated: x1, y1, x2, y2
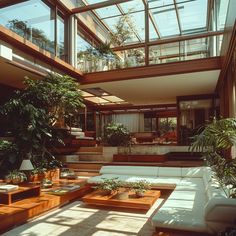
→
(45, 169, 60, 181)
(30, 173, 46, 182)
(115, 191, 129, 200)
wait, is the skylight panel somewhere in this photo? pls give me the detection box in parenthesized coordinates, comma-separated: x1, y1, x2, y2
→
(149, 20, 160, 40)
(102, 96, 124, 103)
(118, 0, 144, 13)
(81, 91, 93, 97)
(151, 5, 180, 37)
(85, 0, 101, 4)
(148, 0, 173, 9)
(177, 0, 207, 32)
(129, 11, 145, 41)
(95, 5, 121, 19)
(85, 97, 109, 104)
(102, 16, 139, 43)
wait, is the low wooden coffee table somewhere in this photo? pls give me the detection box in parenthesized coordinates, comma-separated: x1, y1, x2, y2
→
(82, 189, 161, 210)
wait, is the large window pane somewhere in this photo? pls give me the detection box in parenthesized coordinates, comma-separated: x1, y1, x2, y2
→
(177, 0, 207, 33)
(0, 0, 55, 54)
(57, 14, 65, 60)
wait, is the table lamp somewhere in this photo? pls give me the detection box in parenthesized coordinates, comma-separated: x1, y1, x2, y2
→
(19, 159, 34, 182)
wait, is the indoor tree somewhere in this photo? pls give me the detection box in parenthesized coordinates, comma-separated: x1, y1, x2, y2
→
(0, 73, 84, 173)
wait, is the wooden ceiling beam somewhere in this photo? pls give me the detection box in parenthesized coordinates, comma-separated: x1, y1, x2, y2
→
(88, 103, 177, 112)
(71, 0, 133, 14)
(0, 0, 26, 8)
(81, 57, 222, 85)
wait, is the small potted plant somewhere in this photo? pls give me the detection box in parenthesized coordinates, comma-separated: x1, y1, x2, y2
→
(115, 183, 130, 200)
(131, 180, 151, 197)
(5, 170, 27, 184)
(42, 178, 53, 188)
(94, 177, 121, 195)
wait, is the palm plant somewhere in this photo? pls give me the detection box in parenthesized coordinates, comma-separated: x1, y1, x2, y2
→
(190, 118, 236, 198)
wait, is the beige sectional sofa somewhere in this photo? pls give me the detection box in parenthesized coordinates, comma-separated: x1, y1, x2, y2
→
(88, 165, 236, 234)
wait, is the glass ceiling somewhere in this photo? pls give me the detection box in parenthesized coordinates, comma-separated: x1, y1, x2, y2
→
(81, 88, 128, 105)
(82, 0, 228, 45)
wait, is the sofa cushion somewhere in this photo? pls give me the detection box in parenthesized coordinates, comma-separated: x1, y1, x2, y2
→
(158, 167, 182, 177)
(99, 165, 158, 176)
(176, 178, 204, 191)
(181, 167, 204, 178)
(152, 199, 208, 233)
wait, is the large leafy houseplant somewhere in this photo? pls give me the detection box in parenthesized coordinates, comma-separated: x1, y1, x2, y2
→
(0, 73, 84, 173)
(190, 118, 236, 198)
(104, 123, 131, 147)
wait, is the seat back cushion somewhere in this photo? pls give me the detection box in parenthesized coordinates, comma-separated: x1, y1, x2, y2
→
(181, 167, 204, 178)
(158, 167, 182, 177)
(99, 165, 158, 176)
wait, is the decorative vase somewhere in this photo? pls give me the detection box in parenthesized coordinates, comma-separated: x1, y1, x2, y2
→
(115, 191, 129, 200)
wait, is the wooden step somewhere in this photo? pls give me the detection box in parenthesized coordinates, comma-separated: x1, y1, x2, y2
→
(78, 154, 104, 161)
(75, 171, 99, 177)
(79, 146, 103, 153)
(65, 162, 104, 171)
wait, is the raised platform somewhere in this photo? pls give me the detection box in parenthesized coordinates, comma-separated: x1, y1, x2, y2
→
(0, 179, 92, 234)
(82, 189, 161, 210)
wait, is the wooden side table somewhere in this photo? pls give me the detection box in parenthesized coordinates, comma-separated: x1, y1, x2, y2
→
(0, 185, 40, 205)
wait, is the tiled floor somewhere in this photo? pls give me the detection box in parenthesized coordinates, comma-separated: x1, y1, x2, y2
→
(3, 197, 165, 236)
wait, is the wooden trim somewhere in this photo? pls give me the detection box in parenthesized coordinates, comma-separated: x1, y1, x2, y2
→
(89, 103, 177, 111)
(0, 25, 83, 79)
(71, 0, 133, 14)
(176, 94, 216, 101)
(216, 22, 236, 91)
(112, 31, 224, 51)
(81, 57, 222, 84)
(0, 0, 27, 8)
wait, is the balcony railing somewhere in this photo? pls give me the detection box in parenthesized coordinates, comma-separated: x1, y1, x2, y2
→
(77, 35, 222, 73)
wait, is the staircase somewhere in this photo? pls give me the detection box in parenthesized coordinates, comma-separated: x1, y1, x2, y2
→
(58, 146, 110, 177)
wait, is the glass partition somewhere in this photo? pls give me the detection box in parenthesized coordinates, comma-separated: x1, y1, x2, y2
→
(149, 35, 221, 65)
(77, 47, 145, 72)
(0, 0, 67, 60)
(178, 98, 218, 145)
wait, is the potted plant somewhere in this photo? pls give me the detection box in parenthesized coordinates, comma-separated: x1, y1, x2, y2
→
(94, 177, 121, 195)
(5, 170, 27, 184)
(115, 183, 130, 200)
(130, 180, 151, 197)
(190, 118, 236, 198)
(104, 123, 131, 147)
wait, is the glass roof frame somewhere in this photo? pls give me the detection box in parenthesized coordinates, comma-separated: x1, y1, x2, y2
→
(79, 0, 213, 44)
